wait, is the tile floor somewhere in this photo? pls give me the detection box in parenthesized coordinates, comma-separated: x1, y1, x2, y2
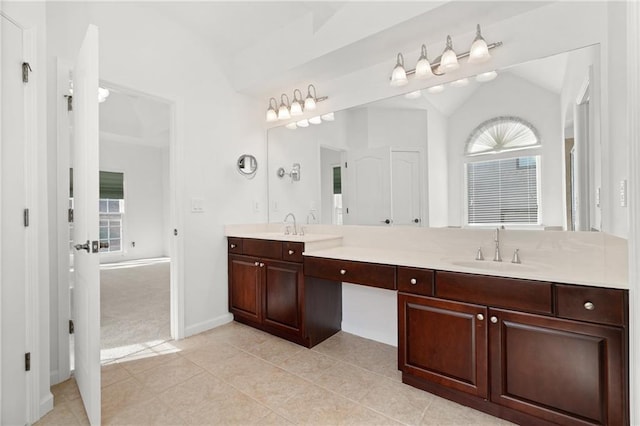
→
(37, 322, 513, 425)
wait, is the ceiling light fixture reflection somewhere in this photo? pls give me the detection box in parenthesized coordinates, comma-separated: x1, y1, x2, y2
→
(320, 112, 335, 121)
(309, 116, 322, 125)
(389, 25, 502, 87)
(426, 85, 445, 94)
(450, 78, 469, 88)
(285, 122, 297, 130)
(476, 70, 498, 82)
(404, 90, 422, 99)
(265, 85, 328, 123)
(296, 119, 309, 128)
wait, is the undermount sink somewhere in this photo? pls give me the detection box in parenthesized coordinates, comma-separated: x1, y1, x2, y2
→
(447, 259, 538, 273)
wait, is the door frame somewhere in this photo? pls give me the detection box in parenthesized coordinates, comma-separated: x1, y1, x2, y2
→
(0, 10, 45, 422)
(53, 69, 184, 383)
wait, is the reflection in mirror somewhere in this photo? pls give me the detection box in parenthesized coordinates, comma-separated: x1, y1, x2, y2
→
(268, 44, 601, 231)
(237, 154, 258, 179)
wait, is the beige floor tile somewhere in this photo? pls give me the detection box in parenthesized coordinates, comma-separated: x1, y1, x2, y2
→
(50, 377, 82, 403)
(420, 395, 516, 425)
(243, 334, 304, 364)
(103, 397, 186, 426)
(101, 363, 131, 388)
(176, 390, 273, 425)
(278, 348, 335, 377)
(204, 350, 276, 381)
(231, 367, 316, 407)
(180, 340, 242, 371)
(272, 384, 361, 425)
(360, 377, 434, 426)
(101, 376, 156, 418)
(157, 371, 233, 412)
(133, 356, 203, 393)
(117, 351, 180, 375)
(65, 396, 90, 425)
(258, 410, 295, 425)
(338, 404, 404, 425)
(312, 360, 385, 402)
(35, 402, 82, 426)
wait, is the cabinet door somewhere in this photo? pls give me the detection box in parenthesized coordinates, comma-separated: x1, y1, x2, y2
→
(263, 260, 303, 336)
(489, 308, 627, 426)
(398, 294, 488, 398)
(228, 255, 261, 323)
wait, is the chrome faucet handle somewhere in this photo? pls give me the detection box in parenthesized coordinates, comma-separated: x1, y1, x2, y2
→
(475, 247, 484, 261)
(299, 226, 305, 236)
(511, 248, 521, 264)
(284, 225, 291, 235)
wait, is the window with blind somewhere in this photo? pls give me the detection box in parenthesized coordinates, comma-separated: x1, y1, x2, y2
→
(465, 117, 541, 226)
(99, 171, 124, 253)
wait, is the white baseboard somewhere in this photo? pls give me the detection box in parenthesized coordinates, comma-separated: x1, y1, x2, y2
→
(39, 392, 54, 418)
(184, 313, 233, 338)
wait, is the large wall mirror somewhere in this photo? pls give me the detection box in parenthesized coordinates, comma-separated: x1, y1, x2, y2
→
(267, 44, 602, 231)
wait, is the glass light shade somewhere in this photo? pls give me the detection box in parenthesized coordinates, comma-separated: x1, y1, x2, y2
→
(304, 96, 316, 111)
(390, 53, 408, 87)
(320, 112, 335, 121)
(309, 116, 322, 125)
(296, 119, 309, 128)
(450, 78, 469, 88)
(415, 45, 434, 79)
(440, 36, 459, 71)
(266, 108, 278, 122)
(285, 122, 297, 130)
(98, 87, 110, 103)
(468, 25, 491, 64)
(476, 70, 497, 82)
(290, 100, 303, 116)
(426, 84, 445, 94)
(404, 90, 422, 100)
(278, 104, 291, 120)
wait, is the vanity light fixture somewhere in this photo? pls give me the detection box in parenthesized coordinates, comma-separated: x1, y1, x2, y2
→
(285, 122, 297, 130)
(426, 84, 445, 94)
(290, 89, 304, 116)
(320, 112, 335, 121)
(266, 97, 278, 122)
(265, 85, 328, 122)
(404, 90, 422, 99)
(309, 116, 322, 125)
(296, 119, 310, 128)
(389, 25, 502, 87)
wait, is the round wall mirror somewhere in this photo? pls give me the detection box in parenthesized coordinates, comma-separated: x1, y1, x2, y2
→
(237, 154, 258, 179)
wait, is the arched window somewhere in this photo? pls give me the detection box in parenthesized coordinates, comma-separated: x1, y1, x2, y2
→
(465, 116, 540, 155)
(465, 117, 541, 226)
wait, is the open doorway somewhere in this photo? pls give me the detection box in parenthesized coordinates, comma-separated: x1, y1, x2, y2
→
(95, 85, 173, 364)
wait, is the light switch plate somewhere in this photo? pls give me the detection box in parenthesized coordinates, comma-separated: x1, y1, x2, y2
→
(191, 198, 205, 213)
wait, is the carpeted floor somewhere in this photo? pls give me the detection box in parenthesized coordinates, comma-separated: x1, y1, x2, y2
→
(100, 258, 171, 364)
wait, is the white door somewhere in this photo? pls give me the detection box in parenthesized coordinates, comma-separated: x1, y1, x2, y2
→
(0, 14, 28, 426)
(71, 24, 101, 426)
(391, 151, 422, 226)
(345, 147, 391, 225)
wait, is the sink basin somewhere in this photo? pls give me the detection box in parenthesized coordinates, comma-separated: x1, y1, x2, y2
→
(447, 260, 538, 273)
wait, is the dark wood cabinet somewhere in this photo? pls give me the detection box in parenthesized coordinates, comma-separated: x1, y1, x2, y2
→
(490, 308, 627, 426)
(400, 271, 629, 426)
(227, 238, 341, 348)
(398, 293, 488, 398)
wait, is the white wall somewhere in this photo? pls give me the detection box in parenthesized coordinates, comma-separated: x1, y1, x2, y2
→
(99, 139, 168, 262)
(447, 73, 563, 228)
(426, 103, 449, 227)
(45, 2, 267, 382)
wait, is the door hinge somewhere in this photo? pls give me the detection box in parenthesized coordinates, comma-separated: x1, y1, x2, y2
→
(23, 208, 29, 227)
(346, 207, 349, 214)
(65, 95, 73, 112)
(25, 352, 31, 371)
(68, 208, 74, 223)
(344, 161, 348, 168)
(69, 319, 74, 334)
(22, 62, 32, 83)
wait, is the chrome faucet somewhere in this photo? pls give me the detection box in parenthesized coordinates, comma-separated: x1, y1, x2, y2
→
(493, 227, 502, 262)
(306, 211, 317, 224)
(283, 213, 297, 235)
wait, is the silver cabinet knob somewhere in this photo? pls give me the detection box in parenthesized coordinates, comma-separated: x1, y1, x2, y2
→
(477, 314, 484, 321)
(288, 249, 295, 255)
(230, 243, 236, 249)
(259, 262, 265, 268)
(410, 278, 417, 285)
(584, 301, 595, 311)
(254, 261, 260, 266)
(490, 316, 498, 324)
(340, 269, 347, 275)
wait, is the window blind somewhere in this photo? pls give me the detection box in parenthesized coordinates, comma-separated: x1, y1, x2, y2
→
(333, 166, 342, 194)
(467, 156, 539, 225)
(100, 171, 124, 199)
(69, 169, 124, 199)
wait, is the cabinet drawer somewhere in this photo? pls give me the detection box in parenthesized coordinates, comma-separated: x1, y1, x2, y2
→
(283, 242, 304, 263)
(556, 284, 627, 326)
(304, 257, 396, 290)
(228, 238, 243, 254)
(397, 267, 434, 296)
(436, 271, 553, 315)
(242, 239, 283, 260)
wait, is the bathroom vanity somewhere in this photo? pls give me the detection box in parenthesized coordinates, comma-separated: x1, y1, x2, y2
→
(225, 226, 629, 425)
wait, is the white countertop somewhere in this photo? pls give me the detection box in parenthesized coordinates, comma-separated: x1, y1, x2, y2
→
(225, 224, 629, 290)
